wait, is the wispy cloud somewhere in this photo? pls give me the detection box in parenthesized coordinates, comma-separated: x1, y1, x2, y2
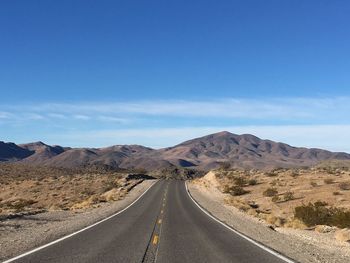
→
(47, 113, 67, 119)
(97, 116, 130, 123)
(73, 114, 90, 120)
(25, 113, 45, 120)
(1, 97, 349, 122)
(0, 112, 11, 119)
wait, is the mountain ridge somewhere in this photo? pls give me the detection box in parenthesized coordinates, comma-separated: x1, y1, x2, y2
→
(1, 131, 349, 170)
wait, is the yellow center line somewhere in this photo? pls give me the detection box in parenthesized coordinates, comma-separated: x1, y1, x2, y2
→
(152, 235, 159, 245)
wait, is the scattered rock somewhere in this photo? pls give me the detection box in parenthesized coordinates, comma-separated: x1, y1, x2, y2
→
(268, 225, 276, 231)
(248, 201, 259, 209)
(315, 225, 337, 233)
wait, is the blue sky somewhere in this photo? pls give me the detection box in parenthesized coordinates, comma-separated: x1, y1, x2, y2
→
(1, 1, 350, 151)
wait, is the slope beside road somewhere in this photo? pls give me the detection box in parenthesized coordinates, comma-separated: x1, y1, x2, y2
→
(4, 180, 291, 263)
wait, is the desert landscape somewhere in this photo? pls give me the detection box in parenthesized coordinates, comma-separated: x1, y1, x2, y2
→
(2, 1, 349, 262)
(2, 132, 350, 262)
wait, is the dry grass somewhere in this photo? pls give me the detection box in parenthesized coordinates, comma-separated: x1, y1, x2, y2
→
(0, 163, 146, 215)
(209, 166, 350, 228)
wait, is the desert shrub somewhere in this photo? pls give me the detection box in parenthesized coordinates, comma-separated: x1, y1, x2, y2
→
(3, 199, 36, 212)
(80, 188, 95, 196)
(272, 196, 280, 203)
(270, 179, 278, 186)
(324, 178, 335, 184)
(339, 182, 350, 191)
(222, 184, 232, 194)
(248, 178, 258, 185)
(263, 187, 278, 197)
(294, 201, 350, 228)
(233, 176, 247, 186)
(230, 186, 249, 196)
(223, 185, 248, 196)
(325, 167, 337, 175)
(102, 179, 121, 193)
(333, 191, 341, 196)
(310, 181, 318, 187)
(265, 171, 278, 177)
(290, 170, 299, 178)
(283, 191, 294, 201)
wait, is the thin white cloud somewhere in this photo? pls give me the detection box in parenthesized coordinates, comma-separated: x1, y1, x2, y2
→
(0, 112, 11, 119)
(97, 116, 130, 123)
(47, 113, 67, 119)
(25, 113, 45, 120)
(73, 114, 90, 120)
(3, 97, 350, 120)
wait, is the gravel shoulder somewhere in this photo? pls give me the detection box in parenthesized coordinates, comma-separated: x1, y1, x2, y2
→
(0, 179, 157, 261)
(188, 181, 350, 263)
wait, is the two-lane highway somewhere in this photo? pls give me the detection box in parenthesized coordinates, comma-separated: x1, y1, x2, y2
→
(5, 180, 292, 263)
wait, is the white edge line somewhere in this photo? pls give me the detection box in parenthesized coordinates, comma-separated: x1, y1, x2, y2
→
(185, 181, 295, 263)
(2, 180, 158, 263)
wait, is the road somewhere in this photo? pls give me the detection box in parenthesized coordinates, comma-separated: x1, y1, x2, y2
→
(7, 180, 291, 263)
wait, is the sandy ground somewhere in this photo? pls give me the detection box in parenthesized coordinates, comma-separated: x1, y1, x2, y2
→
(0, 179, 157, 261)
(188, 178, 350, 263)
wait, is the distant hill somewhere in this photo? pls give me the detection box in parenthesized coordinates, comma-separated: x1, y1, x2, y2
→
(157, 131, 350, 170)
(19, 141, 67, 163)
(0, 141, 33, 161)
(1, 131, 350, 170)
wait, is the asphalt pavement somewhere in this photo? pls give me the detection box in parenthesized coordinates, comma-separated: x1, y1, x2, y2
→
(6, 179, 291, 263)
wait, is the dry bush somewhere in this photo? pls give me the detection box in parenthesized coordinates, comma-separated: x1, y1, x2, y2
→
(1, 199, 36, 212)
(294, 201, 350, 228)
(290, 170, 300, 178)
(339, 182, 350, 191)
(324, 178, 335, 184)
(270, 179, 278, 186)
(272, 196, 280, 203)
(233, 176, 247, 186)
(248, 178, 258, 186)
(263, 187, 278, 197)
(310, 181, 318, 187)
(265, 171, 278, 177)
(222, 185, 248, 196)
(283, 191, 294, 201)
(231, 186, 249, 196)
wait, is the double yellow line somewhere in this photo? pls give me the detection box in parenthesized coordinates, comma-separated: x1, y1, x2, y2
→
(152, 186, 168, 246)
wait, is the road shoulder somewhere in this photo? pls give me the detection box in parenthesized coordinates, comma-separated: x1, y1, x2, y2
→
(187, 180, 350, 263)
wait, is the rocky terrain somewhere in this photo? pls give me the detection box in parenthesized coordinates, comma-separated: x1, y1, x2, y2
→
(1, 131, 350, 171)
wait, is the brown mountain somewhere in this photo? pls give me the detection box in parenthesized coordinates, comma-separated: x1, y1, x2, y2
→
(1, 131, 350, 170)
(19, 141, 67, 163)
(156, 131, 350, 170)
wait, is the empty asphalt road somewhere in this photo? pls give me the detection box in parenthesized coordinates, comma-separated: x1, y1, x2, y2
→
(5, 180, 292, 263)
